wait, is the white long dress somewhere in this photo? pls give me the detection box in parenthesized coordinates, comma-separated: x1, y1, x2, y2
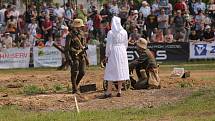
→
(104, 16, 129, 81)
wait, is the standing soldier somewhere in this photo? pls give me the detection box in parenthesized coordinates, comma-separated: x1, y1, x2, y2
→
(65, 19, 88, 94)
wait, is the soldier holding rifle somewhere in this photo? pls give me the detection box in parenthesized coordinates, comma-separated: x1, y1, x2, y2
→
(65, 19, 88, 94)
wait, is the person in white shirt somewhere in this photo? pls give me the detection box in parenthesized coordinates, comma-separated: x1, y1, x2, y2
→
(194, 0, 206, 14)
(2, 33, 13, 48)
(0, 5, 7, 25)
(10, 6, 19, 20)
(110, 1, 120, 15)
(139, 1, 151, 18)
(54, 3, 65, 18)
(151, 0, 160, 16)
(45, 36, 54, 47)
(86, 17, 94, 32)
(28, 19, 37, 47)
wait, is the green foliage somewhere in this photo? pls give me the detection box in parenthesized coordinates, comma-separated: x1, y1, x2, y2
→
(23, 85, 45, 95)
(52, 84, 64, 92)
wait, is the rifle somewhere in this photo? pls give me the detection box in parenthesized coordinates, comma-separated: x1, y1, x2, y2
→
(53, 43, 65, 53)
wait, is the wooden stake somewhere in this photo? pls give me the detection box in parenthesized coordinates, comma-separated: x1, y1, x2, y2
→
(74, 95, 80, 113)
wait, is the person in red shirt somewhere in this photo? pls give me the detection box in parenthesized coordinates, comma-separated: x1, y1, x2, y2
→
(92, 10, 102, 40)
(42, 15, 53, 43)
(174, 0, 186, 13)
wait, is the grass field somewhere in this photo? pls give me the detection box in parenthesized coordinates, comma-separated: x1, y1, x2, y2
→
(0, 88, 215, 121)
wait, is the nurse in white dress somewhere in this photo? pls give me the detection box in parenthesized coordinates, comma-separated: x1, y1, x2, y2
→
(104, 16, 129, 97)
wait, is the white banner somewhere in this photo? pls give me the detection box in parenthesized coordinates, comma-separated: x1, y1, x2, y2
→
(190, 41, 215, 59)
(86, 45, 97, 65)
(0, 48, 30, 69)
(33, 47, 62, 67)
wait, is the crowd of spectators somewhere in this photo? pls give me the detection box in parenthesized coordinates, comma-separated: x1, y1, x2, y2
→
(0, 0, 214, 50)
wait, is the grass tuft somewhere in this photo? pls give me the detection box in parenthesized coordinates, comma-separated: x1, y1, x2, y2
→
(23, 85, 45, 95)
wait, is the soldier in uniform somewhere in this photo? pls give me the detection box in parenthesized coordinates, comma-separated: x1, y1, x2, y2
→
(129, 38, 161, 89)
(65, 19, 88, 94)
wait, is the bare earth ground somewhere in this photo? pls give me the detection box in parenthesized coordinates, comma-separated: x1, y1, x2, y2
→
(0, 68, 214, 111)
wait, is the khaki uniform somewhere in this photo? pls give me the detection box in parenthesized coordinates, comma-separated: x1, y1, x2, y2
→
(65, 29, 87, 93)
(129, 49, 160, 89)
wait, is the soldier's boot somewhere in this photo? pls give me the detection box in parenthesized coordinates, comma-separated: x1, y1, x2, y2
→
(71, 71, 79, 94)
(76, 71, 85, 87)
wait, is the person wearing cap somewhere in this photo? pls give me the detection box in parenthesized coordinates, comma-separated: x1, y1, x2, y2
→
(129, 38, 160, 89)
(103, 16, 129, 98)
(203, 25, 214, 42)
(65, 19, 88, 94)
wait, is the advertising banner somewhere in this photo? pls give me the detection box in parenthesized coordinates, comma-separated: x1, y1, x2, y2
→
(190, 41, 215, 59)
(33, 47, 62, 67)
(0, 48, 30, 69)
(127, 42, 189, 62)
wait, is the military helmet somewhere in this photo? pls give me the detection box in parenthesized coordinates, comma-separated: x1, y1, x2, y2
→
(72, 19, 85, 28)
(136, 38, 148, 49)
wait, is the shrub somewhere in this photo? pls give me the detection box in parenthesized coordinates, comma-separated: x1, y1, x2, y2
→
(23, 85, 45, 95)
(52, 84, 64, 92)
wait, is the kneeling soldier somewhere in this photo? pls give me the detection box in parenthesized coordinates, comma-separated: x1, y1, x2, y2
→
(129, 38, 161, 89)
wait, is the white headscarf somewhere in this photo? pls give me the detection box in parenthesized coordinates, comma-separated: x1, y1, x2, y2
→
(111, 16, 123, 33)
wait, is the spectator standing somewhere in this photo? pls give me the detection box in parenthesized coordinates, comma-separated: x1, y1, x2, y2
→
(195, 10, 205, 34)
(174, 10, 186, 34)
(137, 12, 145, 34)
(110, 0, 120, 16)
(0, 5, 6, 26)
(17, 15, 25, 34)
(100, 4, 112, 24)
(87, 0, 95, 14)
(64, 4, 74, 26)
(208, 0, 215, 19)
(54, 3, 65, 18)
(42, 15, 53, 43)
(188, 0, 196, 15)
(92, 10, 102, 40)
(174, 0, 186, 13)
(104, 16, 129, 98)
(60, 25, 69, 47)
(129, 0, 138, 12)
(119, 1, 130, 26)
(10, 6, 19, 20)
(5, 16, 17, 41)
(146, 12, 158, 40)
(4, 5, 12, 23)
(76, 4, 87, 24)
(139, 1, 151, 19)
(37, 11, 46, 30)
(157, 8, 169, 35)
(28, 18, 37, 46)
(194, 0, 206, 14)
(151, 0, 160, 16)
